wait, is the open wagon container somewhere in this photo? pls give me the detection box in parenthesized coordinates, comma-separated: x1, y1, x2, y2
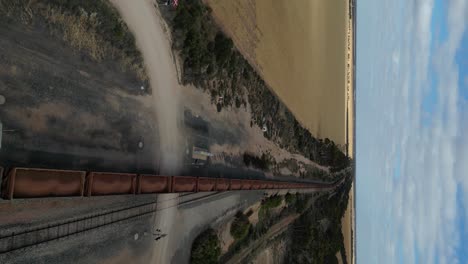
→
(196, 177, 216, 192)
(215, 178, 230, 191)
(229, 179, 242, 190)
(172, 176, 197, 193)
(2, 167, 85, 199)
(137, 175, 172, 194)
(86, 172, 137, 196)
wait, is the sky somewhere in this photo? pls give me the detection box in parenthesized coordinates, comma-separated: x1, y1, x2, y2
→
(357, 0, 468, 263)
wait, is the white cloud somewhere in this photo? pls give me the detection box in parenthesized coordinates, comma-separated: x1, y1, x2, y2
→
(357, 0, 467, 263)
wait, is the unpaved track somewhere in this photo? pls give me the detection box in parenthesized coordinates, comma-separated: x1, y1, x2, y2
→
(111, 0, 182, 175)
(109, 0, 183, 262)
(151, 193, 178, 263)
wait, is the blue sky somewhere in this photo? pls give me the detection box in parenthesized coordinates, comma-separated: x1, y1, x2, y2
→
(357, 0, 468, 263)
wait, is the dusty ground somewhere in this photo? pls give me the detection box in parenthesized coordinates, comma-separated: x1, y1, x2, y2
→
(0, 17, 158, 173)
(109, 0, 184, 175)
(336, 250, 344, 264)
(246, 201, 262, 226)
(180, 83, 330, 178)
(205, 0, 348, 147)
(218, 219, 235, 254)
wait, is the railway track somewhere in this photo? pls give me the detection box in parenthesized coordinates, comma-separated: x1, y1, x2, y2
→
(0, 192, 222, 254)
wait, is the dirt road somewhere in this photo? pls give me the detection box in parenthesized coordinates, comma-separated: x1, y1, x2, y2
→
(111, 0, 183, 175)
(108, 0, 185, 262)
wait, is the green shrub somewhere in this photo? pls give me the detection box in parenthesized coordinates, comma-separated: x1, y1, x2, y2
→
(263, 195, 282, 209)
(285, 193, 296, 204)
(190, 228, 221, 264)
(230, 212, 251, 240)
(243, 152, 273, 170)
(258, 195, 283, 221)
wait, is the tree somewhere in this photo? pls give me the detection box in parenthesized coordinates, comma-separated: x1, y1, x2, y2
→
(230, 212, 251, 240)
(214, 32, 233, 66)
(190, 228, 221, 264)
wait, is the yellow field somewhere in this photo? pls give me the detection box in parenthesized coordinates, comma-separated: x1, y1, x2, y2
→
(205, 0, 348, 146)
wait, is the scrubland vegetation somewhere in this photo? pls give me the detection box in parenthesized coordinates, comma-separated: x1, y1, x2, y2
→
(190, 174, 352, 263)
(190, 228, 221, 264)
(284, 177, 352, 264)
(0, 0, 146, 81)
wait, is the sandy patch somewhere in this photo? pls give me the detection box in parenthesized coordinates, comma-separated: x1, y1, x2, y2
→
(245, 201, 262, 226)
(336, 250, 344, 264)
(218, 220, 235, 254)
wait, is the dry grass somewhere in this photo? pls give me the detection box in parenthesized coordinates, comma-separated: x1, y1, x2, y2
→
(41, 6, 147, 81)
(0, 0, 147, 82)
(42, 7, 107, 61)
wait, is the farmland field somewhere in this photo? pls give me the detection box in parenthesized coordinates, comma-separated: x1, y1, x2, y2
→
(205, 0, 348, 147)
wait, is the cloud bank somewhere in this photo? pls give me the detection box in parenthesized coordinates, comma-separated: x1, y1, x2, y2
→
(357, 0, 468, 263)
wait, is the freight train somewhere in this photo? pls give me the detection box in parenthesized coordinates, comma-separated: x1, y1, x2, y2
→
(0, 167, 336, 200)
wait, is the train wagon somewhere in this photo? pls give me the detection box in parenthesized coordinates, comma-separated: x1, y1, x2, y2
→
(216, 178, 230, 191)
(265, 181, 275, 189)
(0, 166, 337, 200)
(86, 172, 136, 196)
(2, 168, 85, 199)
(197, 177, 216, 192)
(259, 180, 268, 189)
(230, 179, 242, 190)
(172, 176, 197, 192)
(251, 180, 262, 190)
(137, 175, 172, 194)
(240, 179, 252, 190)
